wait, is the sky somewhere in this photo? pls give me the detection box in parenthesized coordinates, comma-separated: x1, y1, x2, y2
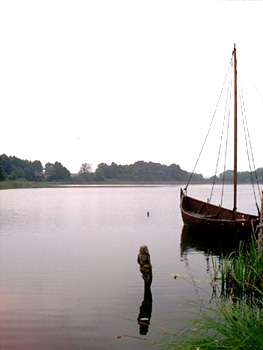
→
(1, 0, 263, 177)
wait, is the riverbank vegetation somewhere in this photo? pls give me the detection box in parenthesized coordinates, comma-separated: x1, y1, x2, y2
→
(212, 240, 263, 302)
(1, 154, 263, 187)
(160, 298, 263, 349)
(0, 154, 70, 182)
(159, 239, 263, 349)
(0, 154, 203, 185)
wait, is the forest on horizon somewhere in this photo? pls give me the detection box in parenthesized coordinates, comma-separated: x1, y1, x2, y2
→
(0, 153, 263, 184)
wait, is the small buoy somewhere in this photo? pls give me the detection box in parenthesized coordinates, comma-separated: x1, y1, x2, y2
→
(147, 212, 150, 217)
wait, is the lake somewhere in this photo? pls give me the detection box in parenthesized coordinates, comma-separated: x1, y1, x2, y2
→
(0, 184, 260, 349)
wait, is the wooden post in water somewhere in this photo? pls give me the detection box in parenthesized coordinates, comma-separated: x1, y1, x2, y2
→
(137, 245, 152, 288)
(137, 245, 153, 335)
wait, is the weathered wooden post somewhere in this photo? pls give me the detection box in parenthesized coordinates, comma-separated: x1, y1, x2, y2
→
(137, 245, 152, 288)
(137, 245, 153, 335)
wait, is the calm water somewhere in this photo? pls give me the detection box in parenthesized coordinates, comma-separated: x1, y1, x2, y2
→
(0, 185, 260, 349)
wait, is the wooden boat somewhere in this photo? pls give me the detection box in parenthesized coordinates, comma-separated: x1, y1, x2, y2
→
(180, 188, 259, 233)
(180, 45, 260, 235)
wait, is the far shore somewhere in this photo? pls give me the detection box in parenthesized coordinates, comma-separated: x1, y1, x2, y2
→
(0, 179, 258, 190)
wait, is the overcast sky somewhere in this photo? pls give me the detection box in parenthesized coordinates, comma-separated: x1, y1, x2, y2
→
(1, 0, 263, 176)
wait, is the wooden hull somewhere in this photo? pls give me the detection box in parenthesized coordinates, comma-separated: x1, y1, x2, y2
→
(180, 189, 259, 235)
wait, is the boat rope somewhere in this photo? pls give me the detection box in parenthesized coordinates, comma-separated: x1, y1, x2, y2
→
(238, 75, 261, 215)
(184, 56, 233, 191)
(220, 79, 232, 207)
(210, 66, 233, 204)
(254, 83, 263, 103)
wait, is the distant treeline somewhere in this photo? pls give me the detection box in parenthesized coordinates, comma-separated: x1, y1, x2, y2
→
(1, 153, 263, 184)
(92, 161, 203, 182)
(0, 154, 70, 182)
(0, 154, 202, 183)
(214, 169, 263, 184)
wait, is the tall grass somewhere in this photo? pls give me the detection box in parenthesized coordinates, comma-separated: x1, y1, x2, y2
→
(158, 239, 263, 349)
(160, 297, 263, 349)
(212, 239, 263, 302)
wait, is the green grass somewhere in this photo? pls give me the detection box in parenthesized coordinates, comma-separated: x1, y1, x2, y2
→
(0, 179, 33, 189)
(159, 297, 263, 349)
(212, 239, 263, 302)
(157, 239, 263, 349)
(0, 179, 73, 190)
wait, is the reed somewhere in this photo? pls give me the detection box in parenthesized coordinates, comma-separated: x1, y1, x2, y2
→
(212, 239, 263, 301)
(157, 239, 263, 349)
(159, 297, 263, 349)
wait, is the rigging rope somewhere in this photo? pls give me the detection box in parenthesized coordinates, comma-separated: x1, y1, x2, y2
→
(184, 49, 261, 218)
(238, 75, 261, 215)
(220, 81, 232, 207)
(209, 65, 233, 204)
(184, 56, 233, 191)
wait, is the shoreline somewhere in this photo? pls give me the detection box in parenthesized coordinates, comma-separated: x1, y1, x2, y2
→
(0, 179, 259, 190)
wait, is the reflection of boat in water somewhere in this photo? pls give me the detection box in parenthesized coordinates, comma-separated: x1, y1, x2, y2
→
(180, 225, 243, 257)
(180, 45, 260, 236)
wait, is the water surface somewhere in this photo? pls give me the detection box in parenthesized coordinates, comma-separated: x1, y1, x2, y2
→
(0, 185, 259, 349)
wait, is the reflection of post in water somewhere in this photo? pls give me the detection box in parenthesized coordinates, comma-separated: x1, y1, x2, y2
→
(137, 245, 153, 335)
(137, 285, 152, 335)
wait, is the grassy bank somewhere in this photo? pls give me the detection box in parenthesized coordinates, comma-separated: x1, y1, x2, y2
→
(0, 179, 189, 190)
(0, 180, 72, 190)
(0, 179, 36, 190)
(1, 179, 259, 190)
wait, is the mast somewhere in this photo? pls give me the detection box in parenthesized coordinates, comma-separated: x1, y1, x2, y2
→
(233, 44, 237, 220)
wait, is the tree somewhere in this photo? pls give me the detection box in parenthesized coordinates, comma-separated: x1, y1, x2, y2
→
(78, 163, 93, 182)
(44, 163, 55, 180)
(0, 154, 44, 181)
(94, 163, 108, 181)
(0, 157, 6, 180)
(0, 154, 12, 176)
(31, 161, 44, 181)
(44, 162, 70, 181)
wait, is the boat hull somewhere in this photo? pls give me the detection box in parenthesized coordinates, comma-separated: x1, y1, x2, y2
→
(180, 189, 259, 235)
